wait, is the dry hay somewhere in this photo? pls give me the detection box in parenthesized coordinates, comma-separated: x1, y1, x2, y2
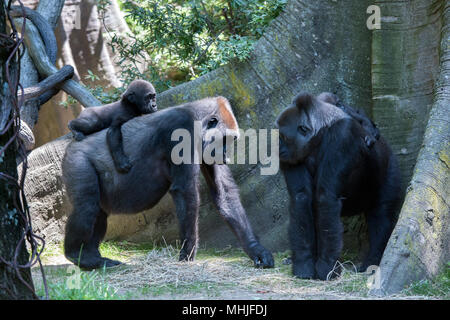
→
(106, 246, 268, 290)
(31, 243, 437, 299)
(104, 246, 373, 299)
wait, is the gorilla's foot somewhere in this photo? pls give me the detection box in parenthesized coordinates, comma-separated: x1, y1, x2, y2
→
(179, 248, 196, 262)
(101, 258, 123, 269)
(66, 253, 122, 270)
(292, 259, 315, 279)
(315, 258, 341, 280)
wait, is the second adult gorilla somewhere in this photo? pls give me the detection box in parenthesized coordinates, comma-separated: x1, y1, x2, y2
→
(276, 93, 401, 280)
(62, 96, 274, 270)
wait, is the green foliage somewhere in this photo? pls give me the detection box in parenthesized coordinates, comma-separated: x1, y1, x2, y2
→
(59, 70, 124, 107)
(58, 1, 285, 108)
(84, 70, 126, 105)
(85, 70, 100, 82)
(106, 0, 287, 92)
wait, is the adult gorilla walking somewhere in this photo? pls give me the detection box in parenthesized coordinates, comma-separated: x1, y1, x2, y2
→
(62, 96, 274, 270)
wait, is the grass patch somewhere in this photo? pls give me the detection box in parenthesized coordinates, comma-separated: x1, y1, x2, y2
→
(99, 241, 155, 261)
(403, 262, 450, 298)
(35, 267, 122, 300)
(195, 246, 248, 261)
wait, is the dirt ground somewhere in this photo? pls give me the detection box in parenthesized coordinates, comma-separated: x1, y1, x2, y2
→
(31, 242, 442, 300)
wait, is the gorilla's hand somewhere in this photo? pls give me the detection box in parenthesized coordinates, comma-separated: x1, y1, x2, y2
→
(116, 158, 132, 173)
(113, 154, 132, 173)
(72, 131, 86, 141)
(248, 242, 274, 268)
(364, 135, 376, 148)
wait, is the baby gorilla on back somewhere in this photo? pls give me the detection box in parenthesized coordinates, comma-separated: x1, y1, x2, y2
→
(68, 79, 157, 173)
(317, 92, 380, 148)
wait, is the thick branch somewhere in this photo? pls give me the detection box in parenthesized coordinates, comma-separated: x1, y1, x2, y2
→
(19, 65, 74, 101)
(10, 5, 57, 64)
(14, 18, 101, 107)
(34, 0, 66, 28)
(36, 87, 58, 106)
(16, 0, 65, 129)
(18, 119, 35, 152)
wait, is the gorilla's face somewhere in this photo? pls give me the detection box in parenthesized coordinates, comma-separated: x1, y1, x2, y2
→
(123, 80, 157, 114)
(201, 97, 239, 164)
(275, 93, 348, 164)
(276, 106, 314, 164)
(144, 91, 157, 112)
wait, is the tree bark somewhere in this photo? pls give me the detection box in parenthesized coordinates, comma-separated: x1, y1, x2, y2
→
(370, 1, 450, 296)
(10, 5, 58, 64)
(0, 2, 35, 300)
(371, 0, 443, 191)
(101, 0, 149, 76)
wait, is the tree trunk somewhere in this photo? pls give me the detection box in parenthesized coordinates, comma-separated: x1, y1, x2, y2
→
(0, 3, 35, 300)
(371, 0, 443, 191)
(370, 1, 450, 295)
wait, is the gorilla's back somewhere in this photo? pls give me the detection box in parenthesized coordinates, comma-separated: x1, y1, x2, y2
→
(64, 106, 195, 214)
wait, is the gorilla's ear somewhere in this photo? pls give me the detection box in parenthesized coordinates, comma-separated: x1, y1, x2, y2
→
(293, 93, 315, 110)
(123, 92, 137, 106)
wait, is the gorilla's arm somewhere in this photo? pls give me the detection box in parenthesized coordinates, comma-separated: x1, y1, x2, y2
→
(201, 164, 274, 268)
(68, 109, 106, 141)
(282, 163, 316, 279)
(106, 115, 133, 173)
(336, 102, 380, 147)
(337, 104, 374, 131)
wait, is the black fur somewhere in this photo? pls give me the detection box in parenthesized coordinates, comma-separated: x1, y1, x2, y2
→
(62, 97, 274, 270)
(276, 93, 401, 280)
(68, 80, 157, 173)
